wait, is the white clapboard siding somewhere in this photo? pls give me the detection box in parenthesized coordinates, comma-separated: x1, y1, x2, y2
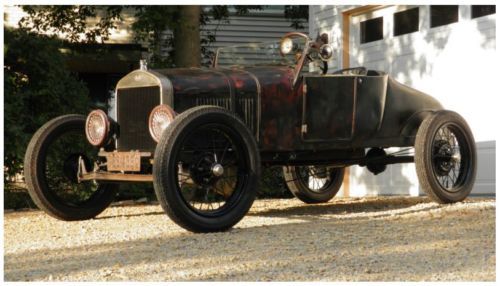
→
(156, 6, 308, 64)
(202, 9, 308, 67)
(201, 7, 308, 57)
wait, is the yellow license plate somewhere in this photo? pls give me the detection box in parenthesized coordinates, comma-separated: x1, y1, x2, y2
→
(106, 152, 141, 171)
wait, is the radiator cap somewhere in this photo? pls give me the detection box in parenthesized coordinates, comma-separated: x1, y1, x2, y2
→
(140, 59, 148, 71)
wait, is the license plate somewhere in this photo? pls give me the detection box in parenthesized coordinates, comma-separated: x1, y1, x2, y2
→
(106, 152, 141, 171)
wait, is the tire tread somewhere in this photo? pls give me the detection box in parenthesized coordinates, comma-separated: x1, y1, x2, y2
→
(24, 114, 116, 220)
(414, 110, 476, 203)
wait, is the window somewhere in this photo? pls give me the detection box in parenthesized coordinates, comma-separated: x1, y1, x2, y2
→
(472, 5, 496, 18)
(360, 17, 383, 44)
(394, 7, 419, 36)
(430, 5, 459, 28)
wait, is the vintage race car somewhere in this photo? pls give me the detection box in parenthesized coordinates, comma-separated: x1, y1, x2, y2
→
(24, 32, 476, 232)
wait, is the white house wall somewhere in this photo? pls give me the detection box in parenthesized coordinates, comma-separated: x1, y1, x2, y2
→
(203, 7, 308, 49)
(310, 5, 496, 196)
(199, 7, 308, 67)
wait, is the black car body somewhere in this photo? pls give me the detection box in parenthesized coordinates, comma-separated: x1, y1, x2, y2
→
(24, 32, 476, 232)
(114, 66, 442, 159)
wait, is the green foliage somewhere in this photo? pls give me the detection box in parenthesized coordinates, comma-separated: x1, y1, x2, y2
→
(4, 189, 36, 210)
(259, 167, 293, 198)
(131, 5, 265, 68)
(131, 6, 178, 68)
(20, 5, 123, 43)
(19, 5, 307, 68)
(4, 28, 90, 181)
(284, 5, 309, 29)
(115, 183, 157, 201)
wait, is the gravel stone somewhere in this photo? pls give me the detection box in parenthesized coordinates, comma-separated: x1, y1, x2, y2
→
(3, 196, 495, 281)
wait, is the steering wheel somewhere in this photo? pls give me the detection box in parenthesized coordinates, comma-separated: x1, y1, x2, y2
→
(280, 32, 334, 85)
(331, 67, 367, 75)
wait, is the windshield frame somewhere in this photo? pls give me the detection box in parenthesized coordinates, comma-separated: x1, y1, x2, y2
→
(213, 32, 314, 86)
(213, 40, 303, 69)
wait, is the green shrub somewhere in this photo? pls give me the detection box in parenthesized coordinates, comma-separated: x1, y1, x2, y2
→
(115, 183, 157, 201)
(4, 28, 90, 179)
(4, 188, 36, 210)
(258, 166, 293, 198)
(4, 28, 90, 207)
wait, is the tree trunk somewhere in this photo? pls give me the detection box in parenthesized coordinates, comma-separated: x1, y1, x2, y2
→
(173, 5, 201, 68)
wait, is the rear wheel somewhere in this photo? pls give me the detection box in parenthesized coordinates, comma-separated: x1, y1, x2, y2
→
(283, 166, 345, 204)
(24, 115, 117, 220)
(415, 110, 476, 203)
(153, 106, 260, 233)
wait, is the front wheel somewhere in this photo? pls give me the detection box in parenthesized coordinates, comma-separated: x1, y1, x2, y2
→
(153, 106, 260, 233)
(415, 110, 477, 203)
(283, 166, 345, 204)
(24, 114, 117, 220)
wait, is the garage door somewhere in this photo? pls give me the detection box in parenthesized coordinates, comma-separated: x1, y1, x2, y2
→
(345, 5, 495, 196)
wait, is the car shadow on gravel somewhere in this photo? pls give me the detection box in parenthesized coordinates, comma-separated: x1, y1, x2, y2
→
(248, 196, 435, 219)
(93, 196, 432, 221)
(87, 196, 447, 221)
(95, 210, 165, 220)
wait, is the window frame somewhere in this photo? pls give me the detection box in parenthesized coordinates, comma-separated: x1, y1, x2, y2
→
(471, 5, 496, 19)
(360, 16, 384, 44)
(393, 7, 420, 36)
(430, 5, 459, 28)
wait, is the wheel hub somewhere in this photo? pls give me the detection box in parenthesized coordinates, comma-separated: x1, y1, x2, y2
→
(434, 140, 455, 176)
(189, 153, 223, 187)
(211, 163, 224, 177)
(310, 166, 327, 178)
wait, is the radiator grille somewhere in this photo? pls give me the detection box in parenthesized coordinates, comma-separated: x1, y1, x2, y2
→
(176, 96, 256, 134)
(195, 97, 231, 109)
(175, 96, 231, 113)
(236, 97, 256, 134)
(116, 86, 160, 151)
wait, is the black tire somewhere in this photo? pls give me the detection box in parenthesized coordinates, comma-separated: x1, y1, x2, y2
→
(283, 166, 345, 204)
(415, 110, 477, 203)
(24, 114, 117, 220)
(153, 106, 260, 233)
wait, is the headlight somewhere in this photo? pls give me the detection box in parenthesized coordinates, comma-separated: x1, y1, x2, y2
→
(148, 105, 176, 142)
(85, 109, 110, 146)
(280, 37, 294, 55)
(319, 44, 333, 61)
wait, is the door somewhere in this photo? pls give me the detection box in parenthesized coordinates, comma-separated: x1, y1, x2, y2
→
(301, 75, 356, 142)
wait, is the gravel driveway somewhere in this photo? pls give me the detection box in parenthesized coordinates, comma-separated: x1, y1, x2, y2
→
(3, 196, 495, 281)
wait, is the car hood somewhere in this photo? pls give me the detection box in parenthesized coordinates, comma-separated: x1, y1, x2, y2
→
(151, 66, 294, 100)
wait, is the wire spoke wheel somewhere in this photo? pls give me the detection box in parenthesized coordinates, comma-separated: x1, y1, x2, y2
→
(283, 165, 345, 204)
(415, 110, 476, 203)
(431, 124, 469, 192)
(153, 106, 260, 233)
(294, 166, 334, 193)
(174, 124, 248, 216)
